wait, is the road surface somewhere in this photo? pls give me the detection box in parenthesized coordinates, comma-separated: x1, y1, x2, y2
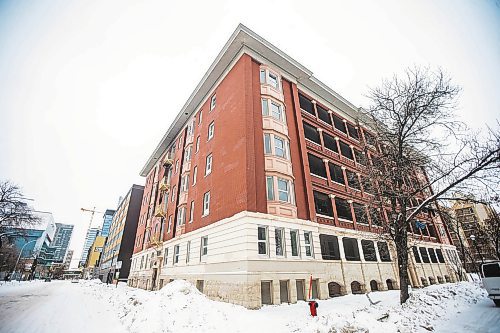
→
(0, 280, 123, 333)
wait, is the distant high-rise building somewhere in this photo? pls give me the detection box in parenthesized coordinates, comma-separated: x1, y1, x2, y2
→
(101, 209, 115, 237)
(51, 223, 74, 262)
(64, 249, 74, 268)
(80, 227, 100, 267)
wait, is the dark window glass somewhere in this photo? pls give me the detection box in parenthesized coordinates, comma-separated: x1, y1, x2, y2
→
(342, 237, 360, 261)
(346, 170, 361, 190)
(428, 224, 438, 238)
(483, 263, 500, 278)
(347, 123, 359, 139)
(316, 105, 331, 125)
(428, 248, 438, 263)
(370, 209, 382, 226)
(377, 242, 391, 262)
(335, 197, 352, 221)
(354, 150, 366, 165)
(308, 153, 327, 178)
(313, 191, 333, 217)
(364, 131, 376, 145)
(419, 247, 430, 263)
(303, 122, 320, 144)
(361, 240, 377, 261)
(353, 203, 368, 224)
(412, 246, 422, 263)
(435, 249, 445, 263)
(323, 132, 338, 153)
(339, 141, 353, 160)
(299, 94, 314, 115)
(329, 163, 345, 184)
(319, 234, 340, 260)
(333, 114, 347, 133)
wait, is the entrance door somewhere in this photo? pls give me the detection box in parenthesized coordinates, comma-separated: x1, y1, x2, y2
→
(296, 280, 305, 301)
(280, 280, 290, 303)
(311, 279, 319, 299)
(261, 281, 272, 305)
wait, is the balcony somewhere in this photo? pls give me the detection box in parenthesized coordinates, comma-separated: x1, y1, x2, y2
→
(159, 178, 170, 192)
(154, 205, 166, 218)
(162, 155, 174, 167)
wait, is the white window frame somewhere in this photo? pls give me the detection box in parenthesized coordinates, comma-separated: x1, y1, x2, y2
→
(186, 241, 191, 263)
(163, 247, 169, 267)
(189, 200, 195, 223)
(174, 245, 180, 264)
(274, 136, 286, 158)
(270, 100, 283, 121)
(202, 191, 210, 216)
(275, 227, 285, 257)
(304, 231, 313, 257)
(196, 136, 200, 153)
(198, 110, 202, 125)
(171, 186, 176, 202)
(277, 178, 290, 203)
(181, 175, 189, 192)
(184, 146, 192, 162)
(290, 229, 300, 257)
(192, 166, 198, 186)
(167, 215, 172, 232)
(208, 121, 214, 141)
(205, 154, 212, 176)
(266, 176, 274, 201)
(200, 236, 208, 260)
(177, 206, 186, 226)
(257, 226, 268, 256)
(210, 94, 216, 111)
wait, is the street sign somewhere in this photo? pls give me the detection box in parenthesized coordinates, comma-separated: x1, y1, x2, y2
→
(116, 261, 122, 269)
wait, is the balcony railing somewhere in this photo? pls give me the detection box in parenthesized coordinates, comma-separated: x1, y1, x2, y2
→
(159, 177, 171, 192)
(154, 205, 166, 218)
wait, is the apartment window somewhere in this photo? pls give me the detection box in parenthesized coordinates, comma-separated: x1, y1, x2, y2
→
(319, 234, 340, 260)
(370, 209, 382, 226)
(313, 191, 333, 217)
(208, 121, 214, 140)
(264, 71, 278, 89)
(210, 94, 216, 111)
(261, 98, 269, 116)
(308, 153, 327, 178)
(266, 176, 274, 200)
(290, 230, 300, 257)
(171, 186, 176, 202)
(335, 197, 352, 221)
(189, 200, 194, 223)
(346, 170, 361, 190)
(303, 122, 320, 144)
(192, 166, 197, 185)
(333, 114, 347, 133)
(270, 101, 283, 121)
(181, 175, 189, 192)
(260, 69, 266, 83)
(195, 136, 200, 153)
(342, 237, 360, 261)
(378, 242, 392, 262)
(354, 150, 366, 166)
(177, 206, 186, 226)
(186, 121, 194, 136)
(419, 247, 430, 263)
(304, 231, 313, 257)
(277, 178, 290, 202)
(200, 236, 208, 258)
(198, 110, 202, 125)
(361, 240, 377, 261)
(436, 249, 445, 263)
(202, 191, 210, 216)
(353, 203, 368, 224)
(412, 246, 422, 263)
(274, 136, 286, 158)
(339, 141, 354, 160)
(323, 132, 338, 153)
(186, 241, 191, 263)
(258, 226, 268, 255)
(175, 160, 180, 173)
(364, 131, 376, 146)
(329, 163, 345, 184)
(347, 123, 359, 139)
(174, 245, 180, 264)
(275, 228, 285, 256)
(264, 133, 272, 154)
(316, 104, 332, 125)
(428, 248, 438, 263)
(167, 215, 172, 233)
(204, 154, 213, 175)
(299, 94, 314, 115)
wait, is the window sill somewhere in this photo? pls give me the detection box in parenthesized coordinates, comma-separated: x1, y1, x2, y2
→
(201, 213, 209, 218)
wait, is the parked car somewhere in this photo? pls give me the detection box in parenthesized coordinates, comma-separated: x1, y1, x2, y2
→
(481, 261, 500, 307)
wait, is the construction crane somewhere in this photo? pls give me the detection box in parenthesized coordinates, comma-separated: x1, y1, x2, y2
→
(80, 207, 104, 232)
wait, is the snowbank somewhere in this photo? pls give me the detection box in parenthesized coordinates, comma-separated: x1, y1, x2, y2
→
(78, 280, 491, 333)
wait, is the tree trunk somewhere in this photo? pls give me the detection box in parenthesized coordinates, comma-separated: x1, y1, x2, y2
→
(395, 229, 410, 304)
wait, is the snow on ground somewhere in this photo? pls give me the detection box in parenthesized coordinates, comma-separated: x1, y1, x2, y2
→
(0, 279, 498, 333)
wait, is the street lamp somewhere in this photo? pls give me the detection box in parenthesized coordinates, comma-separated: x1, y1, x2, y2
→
(12, 239, 37, 281)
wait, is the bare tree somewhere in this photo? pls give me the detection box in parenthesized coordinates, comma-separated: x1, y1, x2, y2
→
(0, 180, 40, 247)
(361, 67, 500, 304)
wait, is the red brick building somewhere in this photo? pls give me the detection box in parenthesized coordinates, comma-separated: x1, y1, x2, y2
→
(128, 25, 461, 308)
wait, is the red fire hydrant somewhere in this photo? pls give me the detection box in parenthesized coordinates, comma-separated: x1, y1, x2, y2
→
(308, 300, 318, 317)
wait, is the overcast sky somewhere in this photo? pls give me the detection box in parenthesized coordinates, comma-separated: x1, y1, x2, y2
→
(1, 0, 499, 267)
